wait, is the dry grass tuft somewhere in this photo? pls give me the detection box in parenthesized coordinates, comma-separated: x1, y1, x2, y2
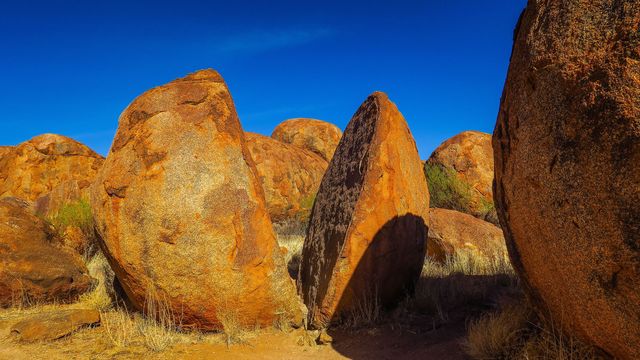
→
(466, 304, 532, 359)
(465, 301, 601, 360)
(410, 250, 519, 323)
(274, 218, 306, 279)
(342, 287, 381, 328)
(217, 305, 254, 348)
(101, 309, 137, 348)
(135, 287, 184, 352)
(77, 252, 113, 311)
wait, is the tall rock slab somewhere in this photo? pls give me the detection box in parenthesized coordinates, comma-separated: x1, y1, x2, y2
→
(271, 118, 342, 162)
(0, 135, 104, 201)
(245, 132, 327, 223)
(494, 2, 640, 358)
(298, 92, 429, 328)
(91, 69, 301, 330)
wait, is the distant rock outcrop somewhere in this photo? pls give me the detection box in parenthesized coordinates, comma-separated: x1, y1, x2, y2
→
(427, 208, 506, 263)
(0, 198, 93, 308)
(426, 131, 497, 224)
(271, 118, 342, 162)
(0, 134, 104, 201)
(91, 69, 302, 330)
(494, 2, 640, 359)
(298, 92, 429, 328)
(245, 132, 327, 223)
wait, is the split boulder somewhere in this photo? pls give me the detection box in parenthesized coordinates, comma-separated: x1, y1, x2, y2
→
(298, 92, 429, 327)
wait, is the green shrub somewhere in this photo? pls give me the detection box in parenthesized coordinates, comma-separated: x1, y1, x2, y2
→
(48, 198, 94, 234)
(47, 198, 97, 259)
(424, 162, 474, 213)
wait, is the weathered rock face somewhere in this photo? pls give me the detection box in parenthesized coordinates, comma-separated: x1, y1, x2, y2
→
(245, 132, 327, 223)
(271, 118, 342, 162)
(427, 208, 506, 263)
(494, 2, 640, 359)
(34, 180, 83, 217)
(0, 134, 104, 202)
(298, 92, 429, 328)
(0, 198, 93, 308)
(91, 69, 302, 330)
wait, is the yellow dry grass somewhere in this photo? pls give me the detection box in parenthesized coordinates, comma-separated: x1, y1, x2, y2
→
(465, 301, 601, 360)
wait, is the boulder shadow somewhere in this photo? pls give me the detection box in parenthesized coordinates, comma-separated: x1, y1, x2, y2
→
(323, 215, 520, 360)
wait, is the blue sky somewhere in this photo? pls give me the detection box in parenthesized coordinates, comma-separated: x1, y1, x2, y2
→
(0, 0, 526, 158)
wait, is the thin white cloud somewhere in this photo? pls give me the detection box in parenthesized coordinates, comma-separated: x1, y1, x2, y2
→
(216, 28, 335, 54)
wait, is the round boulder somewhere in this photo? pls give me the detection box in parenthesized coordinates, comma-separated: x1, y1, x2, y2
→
(427, 208, 506, 263)
(245, 132, 327, 223)
(494, 2, 640, 358)
(426, 131, 497, 224)
(271, 118, 342, 162)
(0, 134, 104, 201)
(298, 92, 429, 328)
(91, 69, 302, 330)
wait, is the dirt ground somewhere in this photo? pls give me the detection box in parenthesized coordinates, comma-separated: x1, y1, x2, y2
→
(0, 314, 468, 360)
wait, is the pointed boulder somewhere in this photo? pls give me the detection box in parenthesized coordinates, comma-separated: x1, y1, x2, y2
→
(298, 92, 429, 327)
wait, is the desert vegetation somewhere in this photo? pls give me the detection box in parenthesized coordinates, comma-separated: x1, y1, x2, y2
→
(425, 163, 498, 224)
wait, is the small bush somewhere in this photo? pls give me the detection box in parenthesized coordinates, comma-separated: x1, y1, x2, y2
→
(47, 198, 98, 259)
(48, 198, 93, 234)
(298, 194, 316, 222)
(424, 162, 474, 213)
(478, 197, 499, 225)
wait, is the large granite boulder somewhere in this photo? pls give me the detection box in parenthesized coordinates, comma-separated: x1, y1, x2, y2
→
(245, 132, 327, 223)
(298, 92, 429, 328)
(0, 198, 93, 307)
(271, 118, 342, 162)
(493, 2, 640, 358)
(91, 69, 302, 330)
(0, 134, 104, 201)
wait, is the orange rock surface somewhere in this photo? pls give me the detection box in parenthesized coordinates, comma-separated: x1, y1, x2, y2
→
(271, 118, 342, 162)
(494, 2, 640, 358)
(91, 69, 302, 330)
(0, 146, 13, 158)
(0, 134, 104, 201)
(0, 198, 93, 307)
(245, 132, 327, 223)
(427, 208, 506, 263)
(298, 92, 429, 328)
